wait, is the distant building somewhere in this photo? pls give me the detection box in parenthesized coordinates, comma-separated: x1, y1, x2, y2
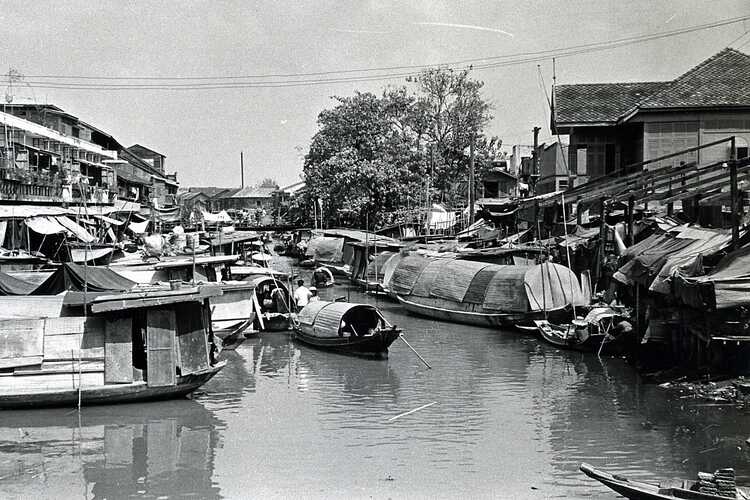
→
(552, 48, 750, 179)
(480, 159, 516, 198)
(0, 101, 119, 205)
(125, 144, 178, 209)
(212, 186, 277, 212)
(535, 142, 572, 194)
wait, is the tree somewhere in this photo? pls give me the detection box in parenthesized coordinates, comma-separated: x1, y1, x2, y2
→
(259, 178, 279, 188)
(303, 68, 495, 228)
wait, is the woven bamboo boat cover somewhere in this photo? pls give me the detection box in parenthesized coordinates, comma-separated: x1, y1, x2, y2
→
(411, 260, 445, 297)
(463, 266, 498, 304)
(390, 255, 432, 295)
(430, 259, 487, 302)
(482, 266, 530, 312)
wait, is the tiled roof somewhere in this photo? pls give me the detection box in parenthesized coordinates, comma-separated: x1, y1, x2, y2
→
(553, 82, 667, 125)
(553, 48, 750, 127)
(228, 186, 277, 198)
(636, 48, 750, 110)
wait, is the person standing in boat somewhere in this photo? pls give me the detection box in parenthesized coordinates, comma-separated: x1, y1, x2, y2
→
(294, 279, 313, 309)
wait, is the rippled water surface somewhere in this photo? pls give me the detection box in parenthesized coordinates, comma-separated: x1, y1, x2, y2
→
(2, 260, 750, 499)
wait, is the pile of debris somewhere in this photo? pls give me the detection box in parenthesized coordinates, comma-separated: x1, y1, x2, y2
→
(659, 378, 750, 405)
(696, 468, 736, 497)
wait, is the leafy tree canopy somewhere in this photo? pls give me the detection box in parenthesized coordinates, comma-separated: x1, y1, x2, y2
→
(303, 68, 498, 228)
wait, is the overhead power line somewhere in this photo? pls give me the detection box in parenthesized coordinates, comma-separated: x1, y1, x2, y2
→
(16, 14, 750, 91)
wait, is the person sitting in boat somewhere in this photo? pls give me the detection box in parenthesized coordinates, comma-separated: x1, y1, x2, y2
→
(309, 287, 320, 302)
(340, 319, 356, 337)
(294, 279, 313, 309)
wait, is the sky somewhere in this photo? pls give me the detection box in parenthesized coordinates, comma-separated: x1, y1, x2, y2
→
(0, 1, 748, 188)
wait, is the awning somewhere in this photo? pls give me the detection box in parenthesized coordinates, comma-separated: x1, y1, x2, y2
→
(0, 205, 70, 219)
(128, 220, 150, 234)
(55, 216, 96, 243)
(25, 216, 67, 235)
(94, 214, 124, 226)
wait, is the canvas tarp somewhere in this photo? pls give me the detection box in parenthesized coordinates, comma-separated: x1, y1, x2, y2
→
(381, 252, 405, 291)
(33, 263, 136, 295)
(366, 251, 396, 279)
(55, 216, 96, 243)
(202, 210, 232, 223)
(674, 245, 750, 310)
(524, 263, 587, 311)
(25, 216, 68, 235)
(128, 220, 150, 234)
(0, 271, 38, 295)
(305, 236, 344, 263)
(615, 226, 732, 290)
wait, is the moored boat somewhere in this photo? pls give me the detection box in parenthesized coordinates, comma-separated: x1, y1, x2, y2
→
(579, 462, 748, 499)
(534, 306, 630, 354)
(391, 254, 586, 329)
(293, 301, 401, 357)
(0, 284, 225, 409)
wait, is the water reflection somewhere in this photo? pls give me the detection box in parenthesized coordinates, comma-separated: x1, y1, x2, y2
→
(0, 400, 221, 499)
(2, 262, 750, 498)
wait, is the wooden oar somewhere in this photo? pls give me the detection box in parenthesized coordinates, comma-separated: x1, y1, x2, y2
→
(399, 334, 431, 369)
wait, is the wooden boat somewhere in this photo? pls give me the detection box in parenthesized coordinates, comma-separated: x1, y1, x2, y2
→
(534, 307, 628, 354)
(112, 254, 259, 345)
(579, 462, 749, 499)
(312, 266, 335, 287)
(247, 275, 294, 331)
(293, 301, 401, 357)
(68, 243, 115, 265)
(0, 285, 226, 409)
(391, 254, 586, 329)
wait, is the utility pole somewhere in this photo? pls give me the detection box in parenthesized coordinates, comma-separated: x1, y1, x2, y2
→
(469, 135, 475, 226)
(531, 126, 541, 195)
(240, 151, 244, 188)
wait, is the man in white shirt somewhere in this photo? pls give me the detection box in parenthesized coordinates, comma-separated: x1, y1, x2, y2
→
(294, 279, 313, 309)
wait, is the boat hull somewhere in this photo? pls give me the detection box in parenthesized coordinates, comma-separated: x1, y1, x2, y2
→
(293, 328, 401, 357)
(579, 462, 748, 500)
(0, 362, 225, 410)
(397, 296, 568, 329)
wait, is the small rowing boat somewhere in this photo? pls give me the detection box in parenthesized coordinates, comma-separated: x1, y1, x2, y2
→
(580, 463, 749, 499)
(534, 306, 630, 355)
(293, 301, 401, 357)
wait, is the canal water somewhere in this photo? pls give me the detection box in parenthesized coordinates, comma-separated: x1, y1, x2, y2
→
(2, 263, 750, 498)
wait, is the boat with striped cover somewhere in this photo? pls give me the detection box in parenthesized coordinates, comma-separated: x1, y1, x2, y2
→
(293, 301, 401, 357)
(391, 253, 586, 328)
